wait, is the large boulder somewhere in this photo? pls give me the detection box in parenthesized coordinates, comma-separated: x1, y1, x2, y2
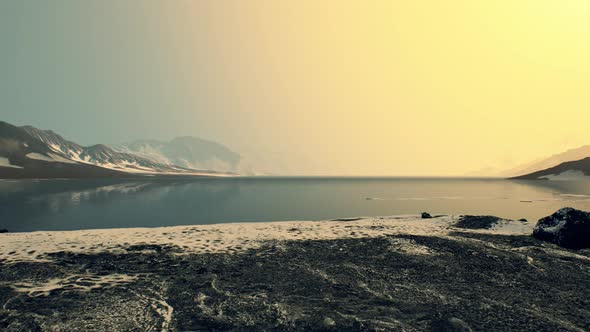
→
(533, 208, 590, 249)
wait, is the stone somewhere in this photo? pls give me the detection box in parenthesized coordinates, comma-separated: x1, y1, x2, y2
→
(533, 208, 590, 249)
(430, 317, 473, 332)
(323, 317, 336, 327)
(421, 212, 433, 219)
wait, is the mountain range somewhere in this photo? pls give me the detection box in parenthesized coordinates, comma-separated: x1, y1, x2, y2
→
(111, 137, 240, 173)
(511, 157, 590, 180)
(0, 121, 238, 179)
(2, 120, 590, 179)
(500, 145, 590, 178)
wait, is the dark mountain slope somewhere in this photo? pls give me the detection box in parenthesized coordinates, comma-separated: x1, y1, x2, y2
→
(511, 157, 590, 180)
(0, 121, 130, 179)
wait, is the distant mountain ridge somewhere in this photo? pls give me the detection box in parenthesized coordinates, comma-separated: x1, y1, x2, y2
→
(500, 145, 590, 177)
(21, 126, 213, 174)
(0, 121, 235, 179)
(111, 136, 241, 173)
(511, 157, 590, 180)
(0, 121, 129, 178)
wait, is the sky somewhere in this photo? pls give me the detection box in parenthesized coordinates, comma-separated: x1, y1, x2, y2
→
(1, 1, 590, 176)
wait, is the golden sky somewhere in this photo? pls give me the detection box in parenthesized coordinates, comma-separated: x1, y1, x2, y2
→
(4, 1, 590, 175)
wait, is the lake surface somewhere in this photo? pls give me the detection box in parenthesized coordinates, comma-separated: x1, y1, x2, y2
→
(2, 177, 590, 232)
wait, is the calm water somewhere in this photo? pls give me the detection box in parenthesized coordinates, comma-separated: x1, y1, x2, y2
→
(2, 177, 590, 232)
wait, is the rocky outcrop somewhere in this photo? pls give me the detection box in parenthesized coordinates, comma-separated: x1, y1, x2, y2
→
(533, 208, 590, 249)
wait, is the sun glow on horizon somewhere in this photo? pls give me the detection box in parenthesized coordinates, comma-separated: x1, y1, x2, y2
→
(3, 0, 590, 175)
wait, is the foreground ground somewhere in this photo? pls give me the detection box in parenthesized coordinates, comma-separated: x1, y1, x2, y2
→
(1, 216, 589, 331)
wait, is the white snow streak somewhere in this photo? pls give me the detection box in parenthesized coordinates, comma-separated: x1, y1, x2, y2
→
(0, 157, 23, 169)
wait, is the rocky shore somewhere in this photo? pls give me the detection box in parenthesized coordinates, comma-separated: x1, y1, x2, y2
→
(1, 213, 589, 331)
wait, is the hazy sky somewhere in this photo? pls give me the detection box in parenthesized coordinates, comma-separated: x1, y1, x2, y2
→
(2, 1, 590, 175)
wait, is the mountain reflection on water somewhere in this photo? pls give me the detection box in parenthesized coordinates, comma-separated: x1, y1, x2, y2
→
(1, 177, 590, 232)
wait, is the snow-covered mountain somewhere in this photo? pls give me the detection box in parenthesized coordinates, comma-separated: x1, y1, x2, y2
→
(0, 121, 128, 178)
(0, 121, 234, 178)
(111, 137, 241, 173)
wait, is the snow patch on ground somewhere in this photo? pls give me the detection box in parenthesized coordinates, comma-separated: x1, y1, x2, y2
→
(387, 238, 435, 256)
(26, 153, 57, 162)
(94, 161, 233, 176)
(10, 273, 138, 297)
(0, 157, 23, 169)
(26, 152, 77, 164)
(0, 215, 534, 263)
(48, 143, 64, 153)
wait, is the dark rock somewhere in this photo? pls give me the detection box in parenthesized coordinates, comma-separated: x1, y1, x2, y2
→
(2, 233, 590, 330)
(519, 218, 528, 223)
(454, 215, 502, 229)
(0, 229, 8, 233)
(533, 207, 590, 249)
(422, 212, 433, 219)
(431, 317, 473, 332)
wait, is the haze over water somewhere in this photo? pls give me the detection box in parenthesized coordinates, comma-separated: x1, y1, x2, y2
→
(2, 178, 590, 232)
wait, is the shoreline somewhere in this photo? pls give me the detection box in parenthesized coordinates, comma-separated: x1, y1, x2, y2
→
(1, 214, 589, 331)
(0, 214, 533, 263)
